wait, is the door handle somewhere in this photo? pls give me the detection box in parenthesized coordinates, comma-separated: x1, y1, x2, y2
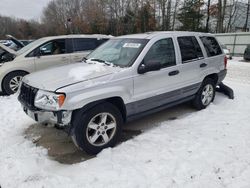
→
(200, 63, 207, 68)
(168, 70, 179, 76)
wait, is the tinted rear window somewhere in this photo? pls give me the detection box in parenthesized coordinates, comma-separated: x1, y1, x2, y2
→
(73, 38, 97, 52)
(200, 36, 222, 57)
(177, 36, 203, 62)
(96, 38, 109, 46)
(72, 38, 110, 52)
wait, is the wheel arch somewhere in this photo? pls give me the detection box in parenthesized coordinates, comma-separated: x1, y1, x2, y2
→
(203, 73, 218, 85)
(72, 96, 127, 123)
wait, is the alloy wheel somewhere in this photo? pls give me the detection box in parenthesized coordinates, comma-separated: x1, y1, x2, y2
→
(9, 76, 23, 93)
(201, 84, 214, 106)
(86, 112, 117, 146)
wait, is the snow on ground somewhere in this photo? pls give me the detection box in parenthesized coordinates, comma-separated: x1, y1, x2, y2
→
(1, 58, 250, 188)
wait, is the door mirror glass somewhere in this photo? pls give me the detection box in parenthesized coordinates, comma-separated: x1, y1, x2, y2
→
(138, 60, 161, 74)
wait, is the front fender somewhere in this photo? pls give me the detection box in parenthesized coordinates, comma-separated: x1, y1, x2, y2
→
(59, 85, 132, 111)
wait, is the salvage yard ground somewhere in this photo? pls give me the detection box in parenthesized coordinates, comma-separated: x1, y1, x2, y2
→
(0, 57, 250, 188)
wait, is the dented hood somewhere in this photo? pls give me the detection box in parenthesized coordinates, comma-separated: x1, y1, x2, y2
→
(22, 62, 121, 91)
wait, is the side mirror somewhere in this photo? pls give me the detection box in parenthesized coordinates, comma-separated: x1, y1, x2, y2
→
(138, 60, 161, 74)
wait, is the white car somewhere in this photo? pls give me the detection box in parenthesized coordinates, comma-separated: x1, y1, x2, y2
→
(0, 34, 111, 95)
(18, 31, 227, 154)
(221, 44, 232, 60)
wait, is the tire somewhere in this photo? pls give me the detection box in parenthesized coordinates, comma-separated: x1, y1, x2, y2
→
(71, 102, 123, 155)
(193, 78, 216, 110)
(3, 71, 27, 95)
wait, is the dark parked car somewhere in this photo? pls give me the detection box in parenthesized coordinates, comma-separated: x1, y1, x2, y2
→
(244, 45, 250, 61)
(5, 35, 26, 51)
(20, 40, 34, 46)
(0, 43, 16, 64)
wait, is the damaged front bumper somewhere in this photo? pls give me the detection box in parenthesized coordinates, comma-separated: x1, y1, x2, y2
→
(22, 105, 72, 126)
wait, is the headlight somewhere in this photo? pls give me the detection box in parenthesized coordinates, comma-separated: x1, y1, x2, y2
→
(34, 90, 65, 110)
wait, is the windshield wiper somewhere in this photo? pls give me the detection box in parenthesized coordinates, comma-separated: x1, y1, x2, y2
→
(90, 58, 111, 66)
(82, 57, 88, 63)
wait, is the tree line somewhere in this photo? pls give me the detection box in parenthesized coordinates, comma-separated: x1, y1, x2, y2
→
(0, 0, 249, 39)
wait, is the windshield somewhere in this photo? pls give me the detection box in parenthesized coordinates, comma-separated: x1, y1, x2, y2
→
(87, 38, 148, 67)
(16, 38, 47, 56)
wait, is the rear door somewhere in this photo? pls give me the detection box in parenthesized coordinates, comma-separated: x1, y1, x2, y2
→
(70, 38, 97, 62)
(176, 36, 206, 86)
(70, 38, 109, 62)
(34, 39, 71, 71)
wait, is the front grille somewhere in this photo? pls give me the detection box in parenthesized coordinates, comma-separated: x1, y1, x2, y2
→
(18, 83, 38, 110)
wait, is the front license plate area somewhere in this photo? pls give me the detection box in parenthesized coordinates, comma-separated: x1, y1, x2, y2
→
(23, 106, 38, 121)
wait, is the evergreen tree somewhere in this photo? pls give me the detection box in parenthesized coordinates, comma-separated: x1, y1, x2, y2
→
(177, 0, 205, 31)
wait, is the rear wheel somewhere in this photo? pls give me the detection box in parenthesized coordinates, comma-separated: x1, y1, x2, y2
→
(193, 78, 215, 110)
(3, 71, 27, 95)
(71, 102, 123, 155)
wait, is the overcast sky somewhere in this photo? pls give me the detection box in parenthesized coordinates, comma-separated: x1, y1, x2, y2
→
(0, 0, 52, 20)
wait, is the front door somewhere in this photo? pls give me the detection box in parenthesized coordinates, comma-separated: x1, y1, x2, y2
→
(132, 37, 185, 114)
(34, 39, 70, 71)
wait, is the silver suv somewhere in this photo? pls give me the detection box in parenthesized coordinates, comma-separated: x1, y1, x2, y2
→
(0, 34, 110, 95)
(18, 32, 227, 154)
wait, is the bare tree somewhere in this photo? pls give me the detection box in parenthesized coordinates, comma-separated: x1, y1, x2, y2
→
(205, 0, 211, 32)
(217, 0, 227, 33)
(225, 0, 238, 32)
(166, 0, 172, 30)
(243, 0, 250, 31)
(172, 0, 180, 30)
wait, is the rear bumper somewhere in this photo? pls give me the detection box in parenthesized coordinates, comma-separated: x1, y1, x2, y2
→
(217, 69, 227, 85)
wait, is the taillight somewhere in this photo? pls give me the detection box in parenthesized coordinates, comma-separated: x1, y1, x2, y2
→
(224, 56, 227, 69)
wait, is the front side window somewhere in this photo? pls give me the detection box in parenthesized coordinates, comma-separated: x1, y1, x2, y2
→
(39, 39, 66, 56)
(87, 38, 148, 67)
(200, 36, 222, 57)
(178, 36, 203, 62)
(18, 38, 45, 56)
(144, 38, 176, 68)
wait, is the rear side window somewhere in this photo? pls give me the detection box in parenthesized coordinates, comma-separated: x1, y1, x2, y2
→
(200, 36, 222, 57)
(96, 38, 109, 47)
(177, 36, 203, 63)
(73, 38, 97, 52)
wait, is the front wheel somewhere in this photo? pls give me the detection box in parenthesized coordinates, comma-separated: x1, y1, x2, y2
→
(3, 71, 27, 95)
(193, 78, 215, 110)
(71, 102, 123, 155)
